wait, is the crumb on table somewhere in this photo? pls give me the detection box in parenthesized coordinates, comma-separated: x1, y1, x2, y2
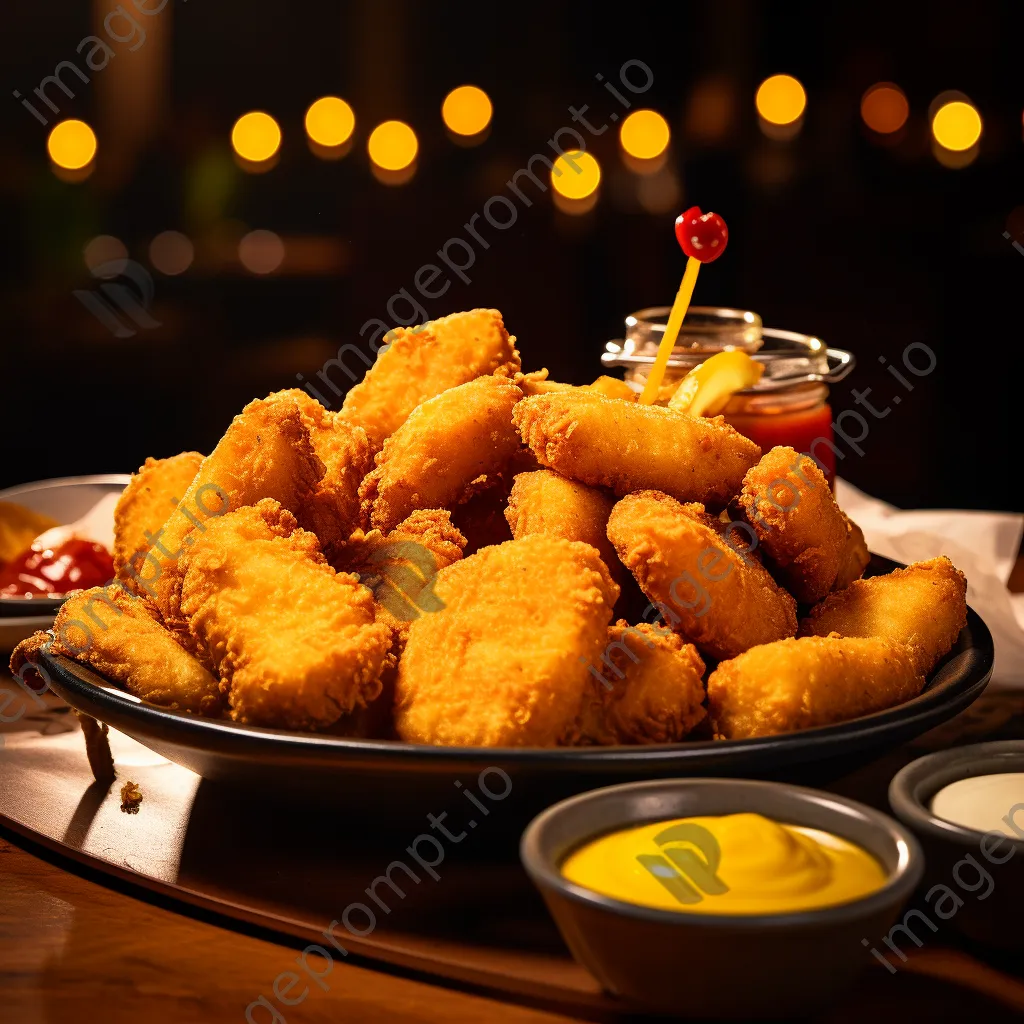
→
(119, 781, 143, 814)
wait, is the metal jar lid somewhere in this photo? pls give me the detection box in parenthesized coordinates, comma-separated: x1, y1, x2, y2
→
(601, 306, 855, 392)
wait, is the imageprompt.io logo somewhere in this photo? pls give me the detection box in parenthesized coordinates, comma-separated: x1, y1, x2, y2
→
(74, 258, 161, 338)
(358, 540, 446, 622)
(637, 822, 730, 905)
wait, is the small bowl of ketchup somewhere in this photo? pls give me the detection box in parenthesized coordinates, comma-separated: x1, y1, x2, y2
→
(0, 475, 129, 648)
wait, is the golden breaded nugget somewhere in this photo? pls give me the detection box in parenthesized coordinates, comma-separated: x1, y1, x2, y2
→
(179, 499, 392, 730)
(113, 452, 204, 576)
(360, 375, 522, 532)
(738, 446, 848, 603)
(607, 490, 797, 661)
(833, 515, 871, 591)
(13, 585, 223, 715)
(798, 556, 967, 675)
(513, 390, 760, 508)
(577, 622, 706, 744)
(708, 634, 924, 739)
(341, 308, 520, 450)
(278, 389, 373, 560)
(395, 536, 619, 747)
(505, 469, 619, 576)
(132, 392, 325, 633)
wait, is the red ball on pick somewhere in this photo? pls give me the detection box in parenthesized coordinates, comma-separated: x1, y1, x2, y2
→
(674, 206, 729, 263)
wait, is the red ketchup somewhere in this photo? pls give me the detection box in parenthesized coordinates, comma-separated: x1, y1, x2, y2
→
(0, 538, 114, 598)
(723, 403, 837, 487)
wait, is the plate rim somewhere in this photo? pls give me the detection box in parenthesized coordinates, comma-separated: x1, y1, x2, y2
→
(36, 604, 994, 767)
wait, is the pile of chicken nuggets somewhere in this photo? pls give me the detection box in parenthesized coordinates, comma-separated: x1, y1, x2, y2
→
(13, 308, 969, 747)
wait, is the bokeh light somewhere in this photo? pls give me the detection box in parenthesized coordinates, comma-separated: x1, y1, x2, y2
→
(755, 74, 807, 126)
(305, 96, 355, 148)
(368, 120, 418, 171)
(149, 231, 194, 276)
(231, 111, 282, 163)
(441, 85, 492, 138)
(550, 150, 601, 200)
(861, 83, 909, 134)
(47, 119, 97, 170)
(84, 236, 127, 277)
(238, 230, 285, 274)
(932, 100, 982, 152)
(619, 109, 670, 160)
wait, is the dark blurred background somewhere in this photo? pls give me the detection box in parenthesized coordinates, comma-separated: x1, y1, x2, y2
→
(1, 0, 1020, 511)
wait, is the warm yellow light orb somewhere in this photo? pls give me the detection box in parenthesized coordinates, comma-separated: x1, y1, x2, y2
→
(367, 120, 418, 171)
(755, 75, 807, 125)
(47, 119, 97, 170)
(305, 96, 355, 147)
(860, 83, 909, 134)
(441, 85, 492, 137)
(551, 151, 601, 200)
(231, 111, 282, 163)
(619, 109, 670, 160)
(932, 100, 982, 152)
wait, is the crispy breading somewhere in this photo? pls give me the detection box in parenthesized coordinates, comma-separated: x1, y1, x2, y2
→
(12, 585, 224, 715)
(360, 375, 522, 532)
(395, 536, 619, 747)
(513, 390, 760, 508)
(738, 446, 848, 603)
(341, 308, 521, 450)
(274, 389, 373, 561)
(113, 452, 204, 576)
(132, 392, 325, 633)
(179, 499, 392, 730)
(798, 556, 967, 675)
(833, 515, 871, 590)
(708, 634, 924, 739)
(513, 368, 576, 397)
(505, 469, 619, 577)
(576, 622, 707, 744)
(607, 490, 797, 660)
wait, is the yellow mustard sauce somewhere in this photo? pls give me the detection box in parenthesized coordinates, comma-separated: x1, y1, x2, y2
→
(561, 812, 887, 915)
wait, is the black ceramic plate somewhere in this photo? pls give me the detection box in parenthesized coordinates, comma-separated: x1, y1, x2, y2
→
(36, 556, 994, 817)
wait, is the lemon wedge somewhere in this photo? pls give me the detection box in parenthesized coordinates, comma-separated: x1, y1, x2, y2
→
(587, 375, 637, 401)
(668, 350, 763, 417)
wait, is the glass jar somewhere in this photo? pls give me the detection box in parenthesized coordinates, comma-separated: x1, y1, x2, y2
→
(602, 307, 854, 486)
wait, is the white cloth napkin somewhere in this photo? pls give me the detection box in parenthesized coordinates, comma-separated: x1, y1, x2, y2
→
(835, 479, 1024, 687)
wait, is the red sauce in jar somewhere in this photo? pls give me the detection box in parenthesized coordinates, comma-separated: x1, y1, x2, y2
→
(723, 402, 836, 487)
(0, 538, 114, 597)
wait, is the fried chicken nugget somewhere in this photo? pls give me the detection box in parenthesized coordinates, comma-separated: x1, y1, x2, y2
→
(513, 390, 760, 507)
(132, 392, 325, 630)
(798, 556, 968, 675)
(12, 585, 223, 715)
(833, 515, 871, 591)
(113, 452, 204, 575)
(395, 536, 619, 747)
(708, 634, 924, 739)
(607, 490, 797, 660)
(277, 389, 373, 560)
(505, 469, 619, 577)
(179, 499, 392, 730)
(738, 446, 848, 603)
(360, 375, 522, 532)
(577, 622, 706, 744)
(341, 308, 521, 450)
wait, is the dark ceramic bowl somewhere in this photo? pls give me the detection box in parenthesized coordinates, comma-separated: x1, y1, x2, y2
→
(889, 741, 1024, 952)
(520, 778, 923, 1019)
